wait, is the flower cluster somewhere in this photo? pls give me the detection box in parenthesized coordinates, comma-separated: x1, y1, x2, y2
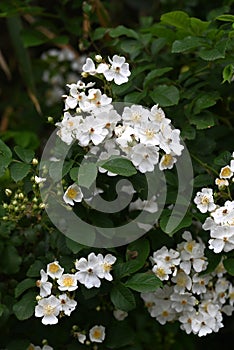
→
(35, 253, 116, 325)
(141, 231, 234, 337)
(194, 152, 234, 253)
(73, 324, 106, 345)
(56, 54, 184, 177)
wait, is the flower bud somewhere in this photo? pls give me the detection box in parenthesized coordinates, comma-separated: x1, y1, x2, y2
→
(5, 189, 12, 197)
(32, 158, 38, 165)
(95, 54, 102, 62)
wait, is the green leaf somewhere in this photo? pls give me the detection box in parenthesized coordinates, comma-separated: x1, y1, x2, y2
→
(110, 283, 136, 312)
(199, 40, 227, 61)
(214, 151, 231, 166)
(193, 93, 220, 114)
(14, 146, 34, 163)
(13, 290, 37, 321)
(78, 162, 97, 188)
(49, 160, 73, 182)
(26, 260, 44, 277)
(109, 25, 139, 39)
(193, 174, 214, 187)
(160, 211, 192, 236)
(189, 111, 215, 129)
(144, 67, 173, 88)
(70, 167, 79, 181)
(10, 162, 31, 182)
(100, 158, 137, 177)
(223, 258, 234, 276)
(222, 64, 234, 83)
(15, 278, 36, 298)
(201, 249, 222, 275)
(20, 28, 48, 47)
(160, 11, 190, 30)
(172, 36, 204, 53)
(125, 273, 162, 292)
(124, 91, 147, 103)
(0, 244, 22, 274)
(150, 85, 180, 107)
(216, 14, 234, 22)
(114, 239, 150, 278)
(0, 139, 12, 177)
(66, 237, 85, 254)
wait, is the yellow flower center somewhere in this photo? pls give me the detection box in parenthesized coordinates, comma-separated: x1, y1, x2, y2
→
(221, 166, 232, 178)
(155, 267, 166, 279)
(145, 129, 155, 139)
(201, 196, 210, 205)
(162, 154, 172, 166)
(44, 304, 55, 316)
(103, 263, 112, 272)
(49, 263, 59, 274)
(93, 329, 102, 339)
(62, 276, 74, 287)
(67, 188, 78, 199)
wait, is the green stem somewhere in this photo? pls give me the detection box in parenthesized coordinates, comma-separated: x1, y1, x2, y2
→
(191, 153, 219, 176)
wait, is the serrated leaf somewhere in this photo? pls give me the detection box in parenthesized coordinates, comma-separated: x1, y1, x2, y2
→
(13, 290, 37, 321)
(222, 64, 234, 83)
(161, 11, 190, 30)
(199, 40, 227, 61)
(125, 273, 162, 292)
(172, 36, 204, 53)
(189, 112, 215, 129)
(15, 278, 36, 298)
(14, 145, 34, 163)
(110, 283, 136, 312)
(214, 151, 231, 166)
(78, 162, 97, 188)
(109, 25, 139, 39)
(10, 162, 31, 182)
(100, 158, 137, 177)
(150, 85, 179, 107)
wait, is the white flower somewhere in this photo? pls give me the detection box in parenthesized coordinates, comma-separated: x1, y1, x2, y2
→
(58, 293, 77, 315)
(35, 176, 46, 184)
(36, 269, 52, 297)
(219, 165, 233, 179)
(113, 309, 128, 321)
(159, 153, 177, 170)
(159, 125, 184, 156)
(103, 55, 131, 85)
(76, 115, 109, 146)
(46, 261, 64, 279)
(170, 292, 196, 313)
(79, 88, 112, 112)
(135, 121, 160, 146)
(129, 196, 158, 213)
(75, 252, 101, 289)
(89, 325, 106, 343)
(97, 253, 117, 281)
(130, 143, 159, 173)
(194, 188, 216, 213)
(215, 178, 229, 189)
(122, 105, 149, 126)
(77, 332, 86, 344)
(35, 295, 60, 325)
(82, 57, 96, 75)
(57, 273, 78, 291)
(63, 183, 83, 206)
